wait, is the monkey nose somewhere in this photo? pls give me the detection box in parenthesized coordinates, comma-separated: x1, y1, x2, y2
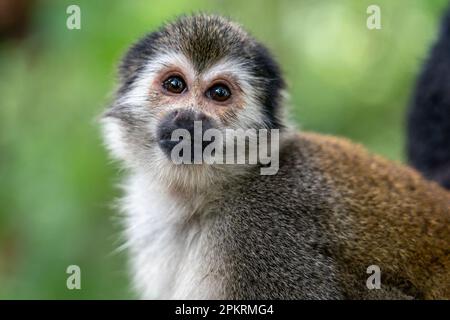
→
(156, 109, 216, 160)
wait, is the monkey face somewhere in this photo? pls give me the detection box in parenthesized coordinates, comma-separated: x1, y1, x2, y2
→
(101, 15, 284, 186)
(146, 54, 251, 159)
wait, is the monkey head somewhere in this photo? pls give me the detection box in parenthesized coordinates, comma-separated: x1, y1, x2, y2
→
(101, 14, 285, 189)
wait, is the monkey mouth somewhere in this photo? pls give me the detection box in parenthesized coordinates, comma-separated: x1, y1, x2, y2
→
(154, 109, 279, 175)
(157, 109, 218, 163)
(158, 135, 216, 164)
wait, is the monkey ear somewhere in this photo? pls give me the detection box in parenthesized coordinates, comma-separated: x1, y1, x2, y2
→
(118, 31, 162, 89)
(99, 105, 119, 120)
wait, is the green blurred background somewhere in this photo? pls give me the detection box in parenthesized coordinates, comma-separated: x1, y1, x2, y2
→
(0, 0, 448, 299)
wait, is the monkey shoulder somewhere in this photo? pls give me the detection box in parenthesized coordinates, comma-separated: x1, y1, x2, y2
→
(210, 131, 450, 299)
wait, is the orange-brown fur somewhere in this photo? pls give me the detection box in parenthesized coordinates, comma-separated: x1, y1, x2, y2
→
(297, 132, 450, 298)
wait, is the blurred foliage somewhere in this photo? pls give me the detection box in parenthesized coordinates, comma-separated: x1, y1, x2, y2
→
(0, 0, 448, 299)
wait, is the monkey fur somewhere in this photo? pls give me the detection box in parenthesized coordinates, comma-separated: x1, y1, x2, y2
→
(408, 9, 450, 190)
(101, 14, 450, 299)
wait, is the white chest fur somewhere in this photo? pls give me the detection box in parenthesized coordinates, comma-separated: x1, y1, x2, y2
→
(120, 173, 219, 299)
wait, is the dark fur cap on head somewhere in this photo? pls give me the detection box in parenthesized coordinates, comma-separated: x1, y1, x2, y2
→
(118, 14, 286, 128)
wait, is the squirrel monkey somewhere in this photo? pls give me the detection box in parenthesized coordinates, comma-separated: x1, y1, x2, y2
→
(101, 13, 450, 299)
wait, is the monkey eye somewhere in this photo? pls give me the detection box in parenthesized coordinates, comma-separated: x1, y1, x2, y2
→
(206, 84, 231, 102)
(162, 76, 186, 94)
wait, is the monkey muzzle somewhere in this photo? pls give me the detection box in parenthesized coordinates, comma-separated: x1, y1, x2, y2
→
(156, 109, 217, 162)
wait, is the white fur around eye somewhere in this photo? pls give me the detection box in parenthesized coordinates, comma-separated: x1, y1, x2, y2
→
(202, 58, 266, 129)
(118, 52, 196, 108)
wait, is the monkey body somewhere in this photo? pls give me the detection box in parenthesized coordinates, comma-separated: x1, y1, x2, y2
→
(122, 131, 450, 299)
(101, 14, 450, 300)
